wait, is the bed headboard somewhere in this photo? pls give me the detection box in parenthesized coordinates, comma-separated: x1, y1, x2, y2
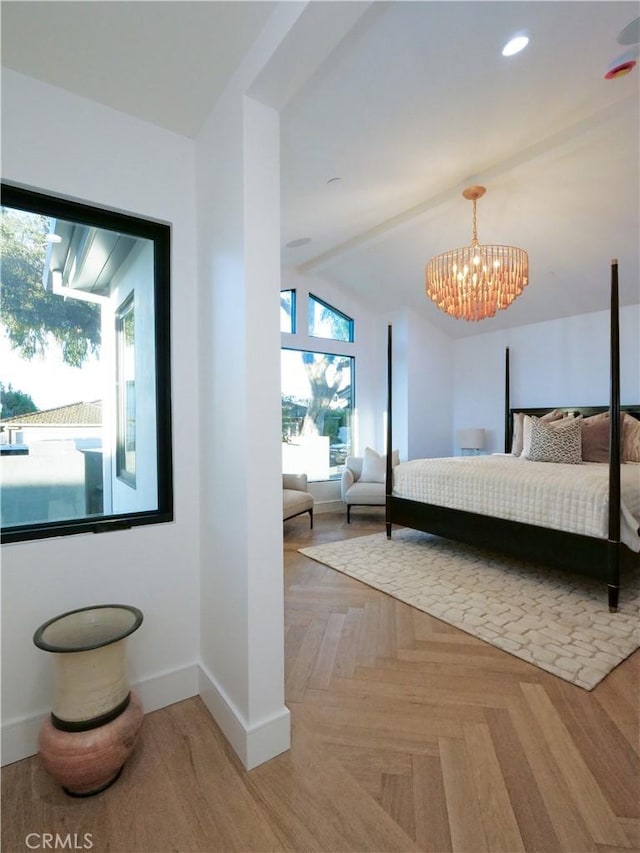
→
(505, 404, 640, 453)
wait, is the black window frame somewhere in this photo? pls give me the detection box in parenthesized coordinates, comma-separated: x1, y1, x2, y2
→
(0, 182, 173, 543)
(308, 293, 354, 342)
(280, 288, 296, 334)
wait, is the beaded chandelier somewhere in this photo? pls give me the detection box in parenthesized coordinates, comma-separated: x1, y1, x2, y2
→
(426, 186, 528, 322)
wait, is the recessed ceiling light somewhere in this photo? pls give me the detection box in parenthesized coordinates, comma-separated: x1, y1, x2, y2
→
(285, 237, 312, 249)
(502, 35, 529, 57)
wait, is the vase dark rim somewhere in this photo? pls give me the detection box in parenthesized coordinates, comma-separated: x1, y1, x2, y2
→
(33, 604, 143, 653)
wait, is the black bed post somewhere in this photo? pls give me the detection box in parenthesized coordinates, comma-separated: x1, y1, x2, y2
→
(386, 324, 393, 539)
(504, 347, 511, 453)
(607, 259, 621, 612)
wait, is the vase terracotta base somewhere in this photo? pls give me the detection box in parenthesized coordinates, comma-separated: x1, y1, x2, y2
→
(38, 691, 143, 797)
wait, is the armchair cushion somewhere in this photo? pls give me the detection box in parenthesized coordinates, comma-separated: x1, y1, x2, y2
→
(341, 450, 400, 508)
(283, 472, 308, 492)
(340, 467, 354, 501)
(282, 473, 314, 525)
(344, 481, 386, 503)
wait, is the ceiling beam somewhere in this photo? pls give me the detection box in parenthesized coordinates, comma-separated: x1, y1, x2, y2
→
(248, 2, 374, 111)
(297, 95, 638, 274)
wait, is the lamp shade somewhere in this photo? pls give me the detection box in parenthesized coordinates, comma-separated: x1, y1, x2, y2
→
(457, 428, 485, 450)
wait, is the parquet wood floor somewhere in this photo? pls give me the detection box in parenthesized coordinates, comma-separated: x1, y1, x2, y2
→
(2, 511, 638, 852)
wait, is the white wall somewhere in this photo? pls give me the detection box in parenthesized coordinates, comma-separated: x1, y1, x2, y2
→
(1, 70, 201, 764)
(406, 310, 453, 459)
(453, 305, 640, 453)
(196, 84, 290, 765)
(370, 301, 638, 465)
(388, 309, 454, 460)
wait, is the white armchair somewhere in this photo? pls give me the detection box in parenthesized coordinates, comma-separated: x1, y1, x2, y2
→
(340, 448, 399, 523)
(283, 473, 314, 527)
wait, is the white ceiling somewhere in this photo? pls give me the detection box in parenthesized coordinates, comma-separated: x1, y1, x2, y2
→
(0, 1, 277, 138)
(2, 1, 639, 337)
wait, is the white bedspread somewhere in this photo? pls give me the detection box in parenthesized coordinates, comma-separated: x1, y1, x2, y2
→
(392, 455, 640, 552)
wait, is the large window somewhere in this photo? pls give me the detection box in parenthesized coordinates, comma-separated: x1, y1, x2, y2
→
(281, 349, 354, 481)
(0, 184, 172, 543)
(281, 293, 355, 481)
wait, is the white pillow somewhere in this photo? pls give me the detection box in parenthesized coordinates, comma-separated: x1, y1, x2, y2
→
(360, 447, 386, 483)
(511, 412, 525, 456)
(522, 416, 533, 458)
(359, 447, 399, 482)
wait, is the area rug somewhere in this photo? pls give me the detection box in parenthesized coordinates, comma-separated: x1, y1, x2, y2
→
(299, 530, 640, 690)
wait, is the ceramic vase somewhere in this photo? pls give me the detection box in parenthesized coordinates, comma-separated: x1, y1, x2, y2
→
(33, 604, 143, 796)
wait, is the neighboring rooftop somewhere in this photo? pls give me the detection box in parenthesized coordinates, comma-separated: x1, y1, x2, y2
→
(0, 401, 102, 426)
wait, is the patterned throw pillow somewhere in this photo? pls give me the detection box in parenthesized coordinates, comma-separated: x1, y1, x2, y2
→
(526, 417, 582, 464)
(522, 412, 575, 458)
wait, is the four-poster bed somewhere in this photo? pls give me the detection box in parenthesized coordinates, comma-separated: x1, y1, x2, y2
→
(385, 260, 640, 611)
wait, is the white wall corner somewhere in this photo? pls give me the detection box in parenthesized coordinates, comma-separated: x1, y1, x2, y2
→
(1, 712, 46, 767)
(198, 663, 290, 770)
(1, 663, 199, 767)
(133, 663, 200, 714)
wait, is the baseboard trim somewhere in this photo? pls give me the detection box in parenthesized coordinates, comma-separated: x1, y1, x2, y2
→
(1, 663, 199, 767)
(1, 713, 45, 768)
(2, 663, 291, 770)
(135, 663, 199, 713)
(315, 499, 344, 514)
(198, 664, 290, 770)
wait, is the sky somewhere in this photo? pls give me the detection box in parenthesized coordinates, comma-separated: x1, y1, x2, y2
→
(1, 206, 104, 412)
(1, 329, 103, 412)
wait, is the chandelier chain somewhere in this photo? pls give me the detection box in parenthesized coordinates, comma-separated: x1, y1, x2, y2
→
(472, 199, 479, 247)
